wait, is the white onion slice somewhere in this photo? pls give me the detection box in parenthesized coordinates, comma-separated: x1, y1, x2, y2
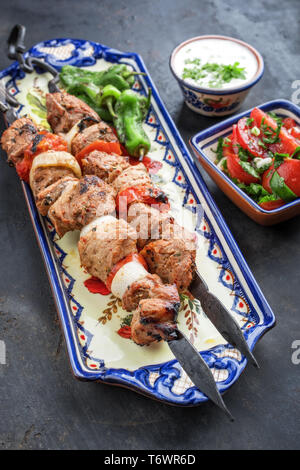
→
(29, 151, 82, 188)
(80, 215, 117, 239)
(111, 261, 148, 300)
(63, 121, 81, 152)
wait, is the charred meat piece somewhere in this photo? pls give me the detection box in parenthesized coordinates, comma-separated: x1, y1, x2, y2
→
(81, 150, 130, 183)
(127, 202, 174, 249)
(123, 273, 180, 346)
(46, 91, 100, 134)
(0, 117, 38, 165)
(71, 122, 118, 155)
(35, 176, 78, 216)
(122, 273, 179, 311)
(78, 217, 137, 283)
(131, 298, 179, 346)
(127, 202, 196, 250)
(48, 175, 116, 237)
(140, 238, 196, 291)
(112, 163, 151, 193)
(30, 166, 76, 199)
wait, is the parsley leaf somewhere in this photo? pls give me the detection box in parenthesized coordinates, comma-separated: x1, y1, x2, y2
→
(239, 161, 260, 179)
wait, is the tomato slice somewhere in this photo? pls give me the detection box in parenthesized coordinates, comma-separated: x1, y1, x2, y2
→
(283, 117, 297, 130)
(251, 108, 299, 156)
(106, 253, 148, 291)
(116, 184, 170, 214)
(75, 140, 122, 163)
(15, 132, 68, 182)
(277, 159, 300, 197)
(224, 144, 260, 184)
(262, 164, 275, 194)
(291, 127, 300, 141)
(231, 126, 239, 155)
(259, 199, 285, 210)
(262, 159, 300, 197)
(128, 155, 163, 174)
(236, 117, 269, 158)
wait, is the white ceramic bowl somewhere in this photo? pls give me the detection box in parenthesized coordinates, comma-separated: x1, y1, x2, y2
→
(170, 35, 264, 117)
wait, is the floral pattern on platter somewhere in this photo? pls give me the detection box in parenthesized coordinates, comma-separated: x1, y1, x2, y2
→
(0, 38, 275, 405)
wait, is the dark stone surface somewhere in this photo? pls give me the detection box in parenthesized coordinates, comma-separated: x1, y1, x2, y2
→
(0, 0, 299, 450)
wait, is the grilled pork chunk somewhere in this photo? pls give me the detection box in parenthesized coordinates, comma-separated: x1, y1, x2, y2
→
(46, 91, 100, 134)
(78, 217, 137, 283)
(1, 117, 38, 165)
(141, 238, 196, 291)
(48, 175, 116, 237)
(81, 151, 130, 183)
(35, 176, 78, 216)
(112, 163, 151, 193)
(71, 122, 118, 155)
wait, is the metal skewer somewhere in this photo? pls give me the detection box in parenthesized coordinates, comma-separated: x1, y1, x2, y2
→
(190, 270, 258, 368)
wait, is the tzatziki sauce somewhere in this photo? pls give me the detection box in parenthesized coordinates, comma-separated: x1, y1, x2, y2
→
(174, 38, 258, 90)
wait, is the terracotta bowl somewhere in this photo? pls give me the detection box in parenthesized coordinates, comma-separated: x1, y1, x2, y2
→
(190, 99, 300, 225)
(170, 35, 264, 117)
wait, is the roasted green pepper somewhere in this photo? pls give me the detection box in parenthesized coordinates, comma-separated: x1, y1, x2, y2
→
(60, 64, 145, 121)
(60, 64, 144, 92)
(113, 89, 151, 158)
(98, 84, 121, 118)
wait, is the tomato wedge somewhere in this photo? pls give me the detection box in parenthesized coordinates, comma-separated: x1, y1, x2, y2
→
(277, 159, 300, 196)
(106, 253, 148, 291)
(116, 184, 170, 214)
(283, 117, 297, 130)
(262, 165, 274, 194)
(15, 132, 68, 182)
(236, 117, 269, 158)
(262, 159, 300, 197)
(75, 140, 122, 164)
(251, 108, 299, 156)
(291, 127, 300, 141)
(128, 155, 163, 174)
(259, 199, 285, 210)
(223, 143, 260, 184)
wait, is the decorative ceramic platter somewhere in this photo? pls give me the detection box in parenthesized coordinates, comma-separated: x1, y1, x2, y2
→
(0, 38, 275, 405)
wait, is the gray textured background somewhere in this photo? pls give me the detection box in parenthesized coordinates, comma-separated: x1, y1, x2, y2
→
(0, 0, 299, 450)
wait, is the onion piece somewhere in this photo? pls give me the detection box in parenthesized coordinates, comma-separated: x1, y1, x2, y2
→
(63, 121, 81, 152)
(80, 215, 117, 239)
(29, 151, 82, 188)
(111, 261, 148, 299)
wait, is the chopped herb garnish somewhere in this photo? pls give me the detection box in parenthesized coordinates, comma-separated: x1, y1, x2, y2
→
(268, 112, 283, 125)
(274, 152, 288, 169)
(246, 117, 254, 126)
(258, 194, 279, 204)
(258, 139, 267, 149)
(182, 60, 246, 88)
(262, 121, 282, 144)
(238, 182, 269, 201)
(211, 137, 225, 162)
(291, 146, 300, 159)
(238, 147, 250, 162)
(239, 161, 260, 179)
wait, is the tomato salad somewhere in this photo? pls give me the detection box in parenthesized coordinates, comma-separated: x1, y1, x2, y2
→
(214, 108, 300, 210)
